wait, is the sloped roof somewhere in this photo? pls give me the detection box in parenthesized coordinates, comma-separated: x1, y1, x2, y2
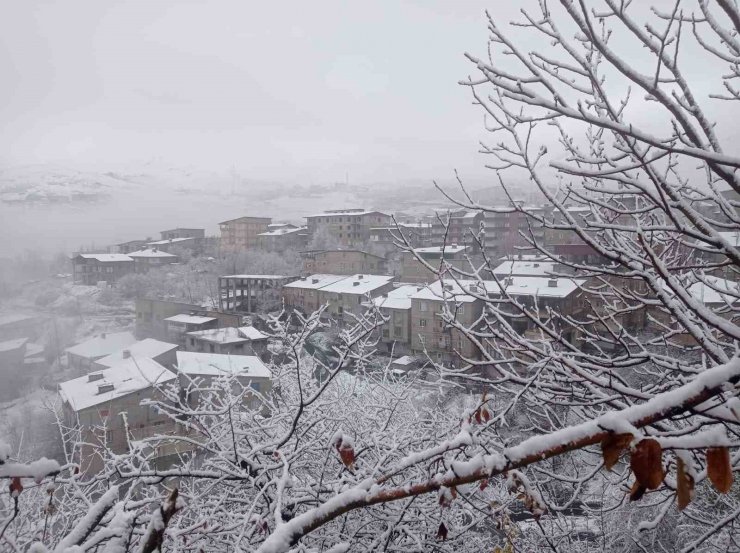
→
(284, 274, 347, 291)
(373, 285, 422, 310)
(320, 274, 394, 295)
(492, 260, 559, 277)
(163, 314, 216, 325)
(59, 357, 176, 412)
(65, 331, 137, 360)
(95, 338, 178, 368)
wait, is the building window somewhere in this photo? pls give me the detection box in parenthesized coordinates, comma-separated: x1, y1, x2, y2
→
(420, 301, 428, 312)
(419, 319, 427, 328)
(209, 344, 215, 353)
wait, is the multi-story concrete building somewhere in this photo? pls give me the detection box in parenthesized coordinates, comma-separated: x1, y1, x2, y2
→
(317, 274, 395, 322)
(184, 326, 268, 357)
(400, 245, 469, 284)
(218, 275, 298, 313)
(305, 209, 390, 248)
(257, 226, 308, 252)
(135, 298, 241, 341)
(59, 357, 181, 475)
(301, 249, 386, 276)
(483, 205, 546, 259)
(219, 216, 272, 251)
(431, 210, 483, 252)
(160, 228, 205, 241)
(163, 314, 219, 346)
(128, 248, 179, 272)
(371, 285, 421, 354)
(71, 253, 134, 285)
(369, 222, 433, 254)
(282, 274, 349, 314)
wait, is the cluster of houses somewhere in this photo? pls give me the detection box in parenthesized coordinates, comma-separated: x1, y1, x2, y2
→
(48, 197, 740, 476)
(58, 307, 273, 474)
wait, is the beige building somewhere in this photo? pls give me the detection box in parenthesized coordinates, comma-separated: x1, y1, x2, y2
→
(59, 357, 181, 475)
(301, 249, 386, 276)
(371, 285, 421, 354)
(400, 245, 469, 284)
(220, 216, 272, 251)
(71, 253, 134, 285)
(282, 274, 348, 314)
(317, 274, 395, 322)
(305, 209, 391, 248)
(257, 226, 308, 252)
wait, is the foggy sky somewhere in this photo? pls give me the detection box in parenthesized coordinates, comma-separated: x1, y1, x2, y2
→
(0, 1, 523, 183)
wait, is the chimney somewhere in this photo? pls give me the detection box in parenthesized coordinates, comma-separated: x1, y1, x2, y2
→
(97, 382, 114, 394)
(88, 372, 104, 382)
(312, 278, 319, 284)
(122, 349, 131, 359)
(353, 281, 360, 286)
(548, 278, 558, 288)
(357, 274, 364, 279)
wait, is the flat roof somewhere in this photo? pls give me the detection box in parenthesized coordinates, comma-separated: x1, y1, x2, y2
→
(164, 314, 217, 325)
(128, 248, 178, 258)
(413, 246, 467, 254)
(95, 338, 178, 368)
(0, 337, 28, 353)
(305, 209, 389, 219)
(59, 358, 176, 412)
(284, 274, 348, 291)
(65, 331, 137, 359)
(412, 277, 585, 302)
(319, 274, 394, 295)
(492, 260, 558, 277)
(221, 274, 292, 280)
(373, 284, 422, 310)
(74, 253, 133, 262)
(175, 351, 271, 378)
(219, 216, 272, 224)
(147, 237, 195, 246)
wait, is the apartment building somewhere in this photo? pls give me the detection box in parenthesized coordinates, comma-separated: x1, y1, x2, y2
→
(160, 228, 205, 241)
(71, 253, 134, 285)
(369, 222, 433, 253)
(400, 245, 469, 284)
(482, 205, 546, 259)
(282, 274, 351, 314)
(257, 226, 308, 252)
(317, 274, 395, 322)
(183, 326, 268, 357)
(301, 249, 386, 276)
(431, 210, 483, 252)
(93, 338, 179, 371)
(219, 216, 272, 251)
(59, 357, 180, 475)
(305, 209, 391, 248)
(371, 285, 421, 354)
(128, 248, 179, 272)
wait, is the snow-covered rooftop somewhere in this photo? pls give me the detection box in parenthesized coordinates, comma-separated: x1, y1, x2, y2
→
(258, 226, 306, 237)
(127, 248, 178, 259)
(221, 274, 292, 280)
(0, 313, 37, 327)
(238, 326, 269, 341)
(0, 337, 28, 353)
(65, 331, 137, 360)
(320, 274, 394, 295)
(186, 326, 268, 344)
(492, 260, 559, 277)
(147, 237, 195, 246)
(305, 209, 388, 219)
(75, 253, 133, 262)
(411, 276, 585, 303)
(95, 338, 178, 368)
(413, 246, 467, 254)
(373, 285, 423, 310)
(175, 351, 271, 378)
(59, 357, 176, 412)
(163, 314, 216, 325)
(392, 355, 416, 366)
(284, 274, 348, 291)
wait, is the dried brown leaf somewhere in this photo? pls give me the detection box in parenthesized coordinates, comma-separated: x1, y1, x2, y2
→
(601, 433, 632, 470)
(706, 447, 733, 494)
(631, 439, 663, 489)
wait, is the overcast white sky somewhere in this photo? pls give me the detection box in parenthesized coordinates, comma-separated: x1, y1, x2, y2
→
(0, 1, 528, 183)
